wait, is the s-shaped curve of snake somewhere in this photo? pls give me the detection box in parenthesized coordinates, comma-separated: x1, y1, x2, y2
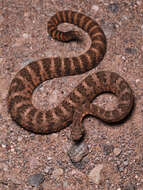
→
(8, 10, 134, 141)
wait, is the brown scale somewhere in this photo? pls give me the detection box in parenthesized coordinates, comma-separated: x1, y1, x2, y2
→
(8, 10, 134, 141)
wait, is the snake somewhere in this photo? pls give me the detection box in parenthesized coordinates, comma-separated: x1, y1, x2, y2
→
(8, 10, 134, 141)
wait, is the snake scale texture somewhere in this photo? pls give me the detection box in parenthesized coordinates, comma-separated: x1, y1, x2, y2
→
(8, 10, 134, 141)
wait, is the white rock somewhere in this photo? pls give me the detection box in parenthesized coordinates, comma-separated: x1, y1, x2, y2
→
(114, 148, 122, 156)
(136, 79, 140, 83)
(23, 33, 29, 39)
(52, 168, 64, 177)
(1, 144, 6, 148)
(137, 0, 142, 5)
(91, 5, 99, 13)
(47, 156, 52, 161)
(18, 136, 23, 142)
(44, 166, 51, 173)
(88, 164, 103, 184)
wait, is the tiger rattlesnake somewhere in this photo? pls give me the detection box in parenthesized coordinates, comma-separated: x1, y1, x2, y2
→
(8, 10, 134, 141)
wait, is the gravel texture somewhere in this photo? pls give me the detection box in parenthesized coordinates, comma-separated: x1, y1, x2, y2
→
(0, 0, 143, 189)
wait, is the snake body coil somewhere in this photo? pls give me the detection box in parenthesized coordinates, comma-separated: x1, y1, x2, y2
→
(8, 10, 133, 140)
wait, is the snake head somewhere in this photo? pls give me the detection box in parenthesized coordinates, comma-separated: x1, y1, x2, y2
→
(64, 30, 83, 42)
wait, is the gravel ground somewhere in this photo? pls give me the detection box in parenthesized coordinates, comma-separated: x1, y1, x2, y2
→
(0, 0, 143, 189)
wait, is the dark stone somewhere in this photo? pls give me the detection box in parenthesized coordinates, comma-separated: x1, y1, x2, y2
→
(125, 47, 137, 54)
(68, 142, 89, 163)
(123, 160, 128, 166)
(124, 183, 136, 190)
(27, 173, 45, 187)
(103, 144, 114, 155)
(108, 3, 119, 13)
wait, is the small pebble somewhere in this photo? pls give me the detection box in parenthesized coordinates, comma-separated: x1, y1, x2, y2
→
(27, 173, 45, 187)
(114, 148, 122, 156)
(68, 142, 89, 163)
(88, 164, 103, 184)
(1, 144, 6, 148)
(136, 79, 140, 83)
(52, 168, 64, 177)
(125, 47, 137, 54)
(108, 3, 119, 13)
(91, 5, 99, 13)
(137, 0, 141, 5)
(47, 156, 52, 161)
(123, 160, 128, 166)
(103, 144, 114, 155)
(63, 181, 69, 188)
(18, 136, 23, 142)
(44, 166, 53, 175)
(11, 148, 15, 152)
(118, 166, 124, 172)
(103, 23, 115, 38)
(23, 33, 29, 39)
(124, 183, 136, 190)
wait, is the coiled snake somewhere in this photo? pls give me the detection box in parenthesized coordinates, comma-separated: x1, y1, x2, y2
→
(8, 10, 134, 141)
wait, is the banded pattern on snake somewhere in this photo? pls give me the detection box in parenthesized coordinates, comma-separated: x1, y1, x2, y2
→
(8, 10, 133, 141)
